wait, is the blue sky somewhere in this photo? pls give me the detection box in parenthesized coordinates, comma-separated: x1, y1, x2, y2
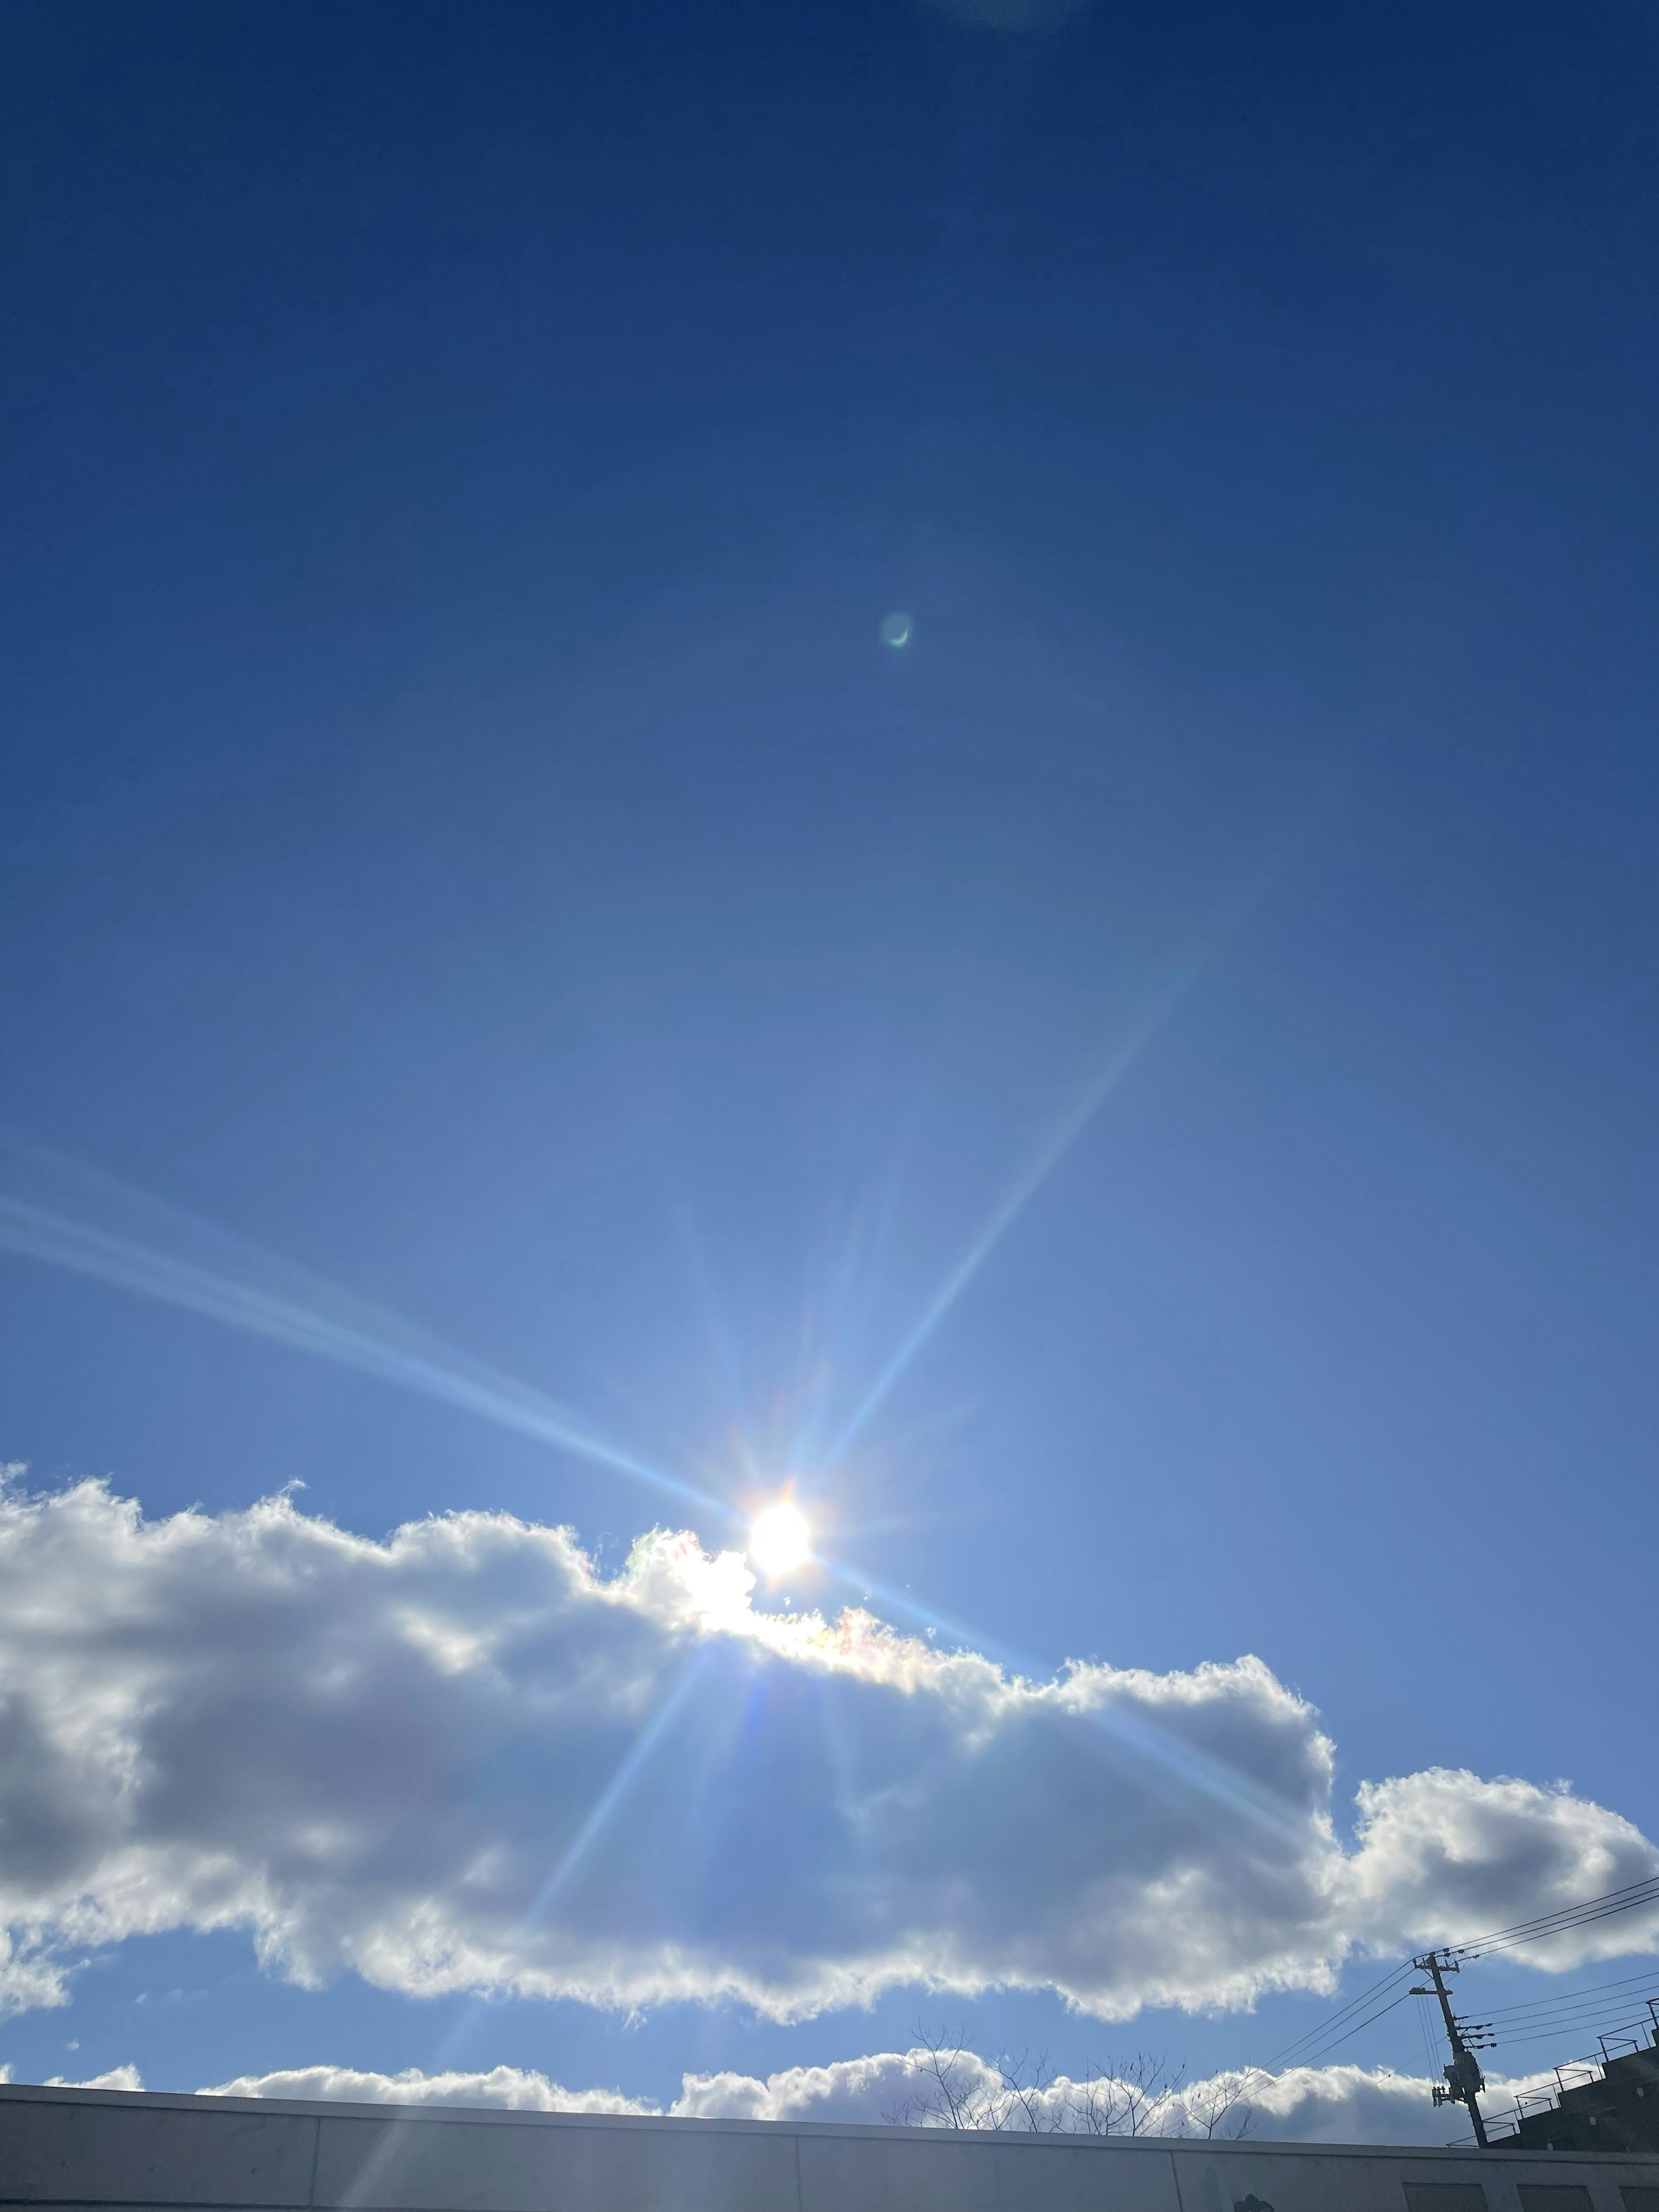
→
(2, 0, 1656, 2138)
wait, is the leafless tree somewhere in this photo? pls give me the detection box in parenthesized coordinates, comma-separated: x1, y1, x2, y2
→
(1070, 2051, 1185, 2136)
(882, 2027, 1070, 2132)
(883, 2027, 1253, 2141)
(1182, 2068, 1256, 2141)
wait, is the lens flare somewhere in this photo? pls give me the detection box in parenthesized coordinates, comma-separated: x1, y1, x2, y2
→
(748, 1500, 811, 1577)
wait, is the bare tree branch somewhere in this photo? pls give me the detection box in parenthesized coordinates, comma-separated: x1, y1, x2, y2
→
(1182, 2068, 1256, 2141)
(884, 2028, 1253, 2140)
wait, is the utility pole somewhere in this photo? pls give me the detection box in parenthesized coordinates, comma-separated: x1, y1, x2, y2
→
(1412, 1949, 1494, 2148)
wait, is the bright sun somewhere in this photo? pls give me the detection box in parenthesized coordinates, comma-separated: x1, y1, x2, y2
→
(748, 1499, 812, 1577)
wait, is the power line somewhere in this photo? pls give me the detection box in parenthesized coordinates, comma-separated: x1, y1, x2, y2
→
(1492, 2010, 1659, 2057)
(1455, 1874, 1659, 1948)
(1481, 1989, 1659, 2034)
(1482, 1967, 1659, 2021)
(1261, 1963, 1418, 2072)
(1490, 1994, 1659, 2036)
(1246, 1874, 1659, 2087)
(1489, 2004, 1659, 2046)
(1453, 1875, 1659, 1960)
(1416, 1992, 1443, 2076)
(1289, 1990, 1417, 2072)
(1405, 1877, 1659, 2148)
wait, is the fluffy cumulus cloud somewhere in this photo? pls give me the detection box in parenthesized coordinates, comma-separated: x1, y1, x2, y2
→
(2, 1477, 1656, 2024)
(122, 2053, 1559, 2147)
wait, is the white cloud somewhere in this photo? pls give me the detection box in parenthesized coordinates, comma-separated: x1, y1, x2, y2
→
(44, 2064, 145, 2091)
(192, 2054, 1566, 2146)
(1238, 2065, 1474, 2146)
(674, 2053, 1554, 2141)
(672, 2051, 931, 2125)
(200, 2063, 653, 2114)
(1341, 1770, 1656, 1967)
(2, 1478, 1655, 2024)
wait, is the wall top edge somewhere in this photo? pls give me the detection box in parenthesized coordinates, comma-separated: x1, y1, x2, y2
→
(2, 2084, 1658, 2165)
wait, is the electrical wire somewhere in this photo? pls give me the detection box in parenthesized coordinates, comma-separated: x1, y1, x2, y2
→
(1483, 1967, 1659, 2020)
(1453, 1876, 1659, 1960)
(1239, 1873, 1659, 2089)
(1493, 2010, 1658, 2058)
(1422, 2001, 1443, 2072)
(1259, 1962, 1419, 2072)
(1488, 2001, 1627, 2029)
(1457, 1873, 1659, 1947)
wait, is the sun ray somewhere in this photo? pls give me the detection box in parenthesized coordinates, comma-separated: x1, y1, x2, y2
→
(823, 916, 1246, 1468)
(0, 1135, 728, 1526)
(809, 1546, 1304, 1843)
(824, 1026, 1161, 1467)
(521, 1650, 712, 1927)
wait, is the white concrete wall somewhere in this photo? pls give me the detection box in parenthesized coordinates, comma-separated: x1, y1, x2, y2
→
(4, 2083, 1657, 2212)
